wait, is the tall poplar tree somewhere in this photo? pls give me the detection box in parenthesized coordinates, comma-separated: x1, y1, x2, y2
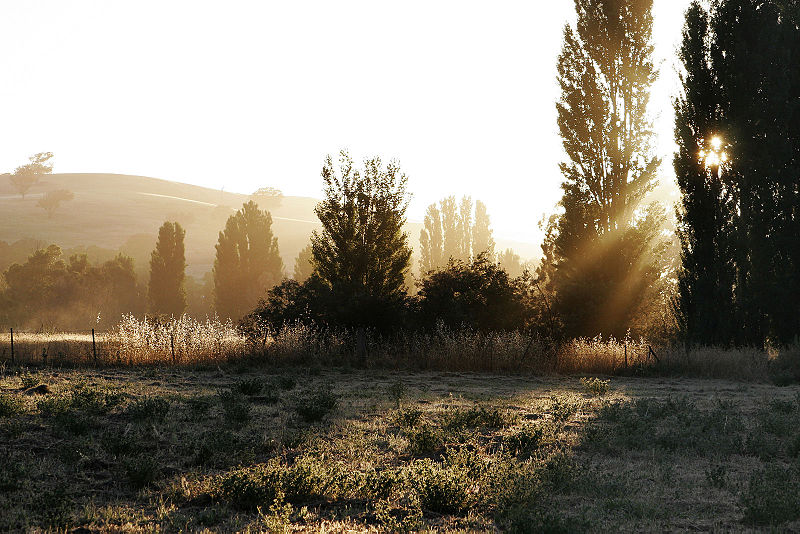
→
(148, 221, 187, 316)
(472, 200, 495, 260)
(214, 201, 283, 320)
(550, 0, 664, 338)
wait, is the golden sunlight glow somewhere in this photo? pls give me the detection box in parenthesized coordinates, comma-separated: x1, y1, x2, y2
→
(700, 135, 730, 170)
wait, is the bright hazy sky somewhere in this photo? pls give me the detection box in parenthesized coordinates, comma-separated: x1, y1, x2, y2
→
(1, 1, 691, 247)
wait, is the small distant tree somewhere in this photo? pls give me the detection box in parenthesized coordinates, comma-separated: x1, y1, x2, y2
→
(148, 221, 187, 316)
(311, 150, 411, 328)
(498, 248, 523, 278)
(36, 189, 74, 218)
(10, 152, 53, 199)
(293, 243, 314, 282)
(251, 187, 284, 208)
(214, 201, 283, 320)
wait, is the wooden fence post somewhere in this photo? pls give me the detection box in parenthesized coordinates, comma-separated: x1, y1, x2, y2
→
(10, 328, 14, 364)
(92, 328, 97, 362)
(171, 333, 176, 364)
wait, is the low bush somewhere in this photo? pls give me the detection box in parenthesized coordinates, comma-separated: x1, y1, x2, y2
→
(291, 384, 337, 423)
(740, 463, 800, 525)
(0, 395, 25, 417)
(125, 396, 171, 422)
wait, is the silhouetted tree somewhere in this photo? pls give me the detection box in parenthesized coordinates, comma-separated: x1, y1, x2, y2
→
(549, 0, 665, 338)
(416, 254, 529, 332)
(293, 243, 314, 282)
(10, 152, 53, 199)
(676, 0, 800, 345)
(311, 151, 411, 328)
(36, 189, 74, 218)
(214, 201, 283, 320)
(148, 221, 187, 316)
(674, 3, 737, 345)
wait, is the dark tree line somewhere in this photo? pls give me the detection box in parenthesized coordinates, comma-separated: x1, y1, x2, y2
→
(676, 0, 800, 346)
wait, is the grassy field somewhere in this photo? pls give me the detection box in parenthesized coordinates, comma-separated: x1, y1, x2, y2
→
(1, 363, 799, 532)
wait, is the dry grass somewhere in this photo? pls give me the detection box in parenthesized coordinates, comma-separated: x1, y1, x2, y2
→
(0, 367, 798, 532)
(0, 315, 247, 366)
(2, 319, 798, 384)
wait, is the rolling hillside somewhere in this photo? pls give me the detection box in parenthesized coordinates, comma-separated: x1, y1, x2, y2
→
(0, 173, 542, 280)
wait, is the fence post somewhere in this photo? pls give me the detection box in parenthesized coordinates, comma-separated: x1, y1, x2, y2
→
(92, 328, 97, 362)
(170, 333, 175, 364)
(624, 343, 628, 369)
(10, 328, 14, 364)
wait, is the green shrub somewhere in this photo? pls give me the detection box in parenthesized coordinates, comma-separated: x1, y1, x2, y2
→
(0, 395, 24, 417)
(277, 375, 297, 390)
(125, 396, 171, 422)
(20, 372, 38, 389)
(442, 406, 510, 430)
(406, 458, 479, 515)
(217, 455, 341, 510)
(123, 455, 161, 489)
(69, 384, 122, 415)
(580, 377, 610, 396)
(232, 378, 264, 396)
(100, 427, 139, 455)
(740, 464, 800, 525)
(191, 429, 240, 467)
(393, 407, 423, 428)
(0, 451, 29, 491)
(37, 396, 70, 417)
(217, 390, 251, 428)
(406, 424, 444, 456)
(291, 384, 337, 423)
(503, 424, 545, 457)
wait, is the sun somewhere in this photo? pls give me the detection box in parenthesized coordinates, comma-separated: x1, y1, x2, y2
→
(699, 135, 730, 169)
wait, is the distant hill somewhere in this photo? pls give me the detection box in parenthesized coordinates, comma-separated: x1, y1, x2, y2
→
(0, 173, 542, 279)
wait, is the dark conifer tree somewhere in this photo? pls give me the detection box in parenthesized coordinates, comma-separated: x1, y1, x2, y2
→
(676, 0, 800, 345)
(148, 221, 187, 316)
(311, 151, 411, 327)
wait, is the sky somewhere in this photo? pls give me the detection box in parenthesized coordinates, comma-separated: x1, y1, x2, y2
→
(0, 1, 692, 249)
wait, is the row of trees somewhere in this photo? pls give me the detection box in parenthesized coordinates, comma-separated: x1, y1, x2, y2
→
(4, 0, 797, 346)
(419, 196, 495, 272)
(675, 0, 800, 346)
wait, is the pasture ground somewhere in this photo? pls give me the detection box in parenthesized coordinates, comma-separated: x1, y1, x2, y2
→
(1, 364, 799, 532)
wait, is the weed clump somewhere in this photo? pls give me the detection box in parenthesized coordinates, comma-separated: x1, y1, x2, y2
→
(217, 390, 251, 428)
(125, 396, 171, 422)
(0, 395, 25, 417)
(406, 424, 444, 456)
(740, 463, 800, 525)
(291, 384, 337, 423)
(123, 455, 161, 489)
(442, 406, 510, 430)
(580, 377, 610, 396)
